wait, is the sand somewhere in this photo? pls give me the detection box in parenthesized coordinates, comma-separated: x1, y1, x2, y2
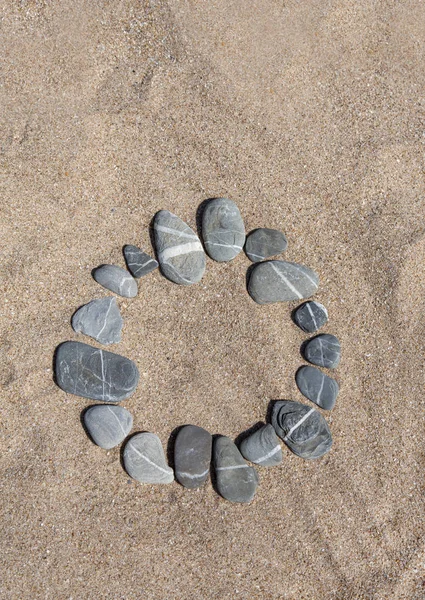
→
(1, 1, 425, 598)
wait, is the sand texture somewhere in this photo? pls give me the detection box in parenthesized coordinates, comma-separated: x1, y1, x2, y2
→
(1, 1, 425, 598)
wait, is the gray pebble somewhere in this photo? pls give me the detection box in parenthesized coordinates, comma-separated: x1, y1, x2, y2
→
(55, 341, 139, 402)
(123, 245, 158, 278)
(304, 334, 341, 369)
(296, 366, 339, 410)
(248, 260, 319, 304)
(93, 265, 137, 298)
(214, 436, 258, 503)
(201, 198, 245, 262)
(174, 425, 212, 489)
(84, 404, 133, 449)
(271, 400, 332, 460)
(154, 210, 206, 285)
(239, 424, 282, 467)
(245, 228, 287, 262)
(71, 297, 123, 345)
(294, 301, 328, 333)
(123, 432, 174, 484)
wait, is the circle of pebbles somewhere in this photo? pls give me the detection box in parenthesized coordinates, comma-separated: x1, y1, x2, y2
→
(54, 199, 341, 504)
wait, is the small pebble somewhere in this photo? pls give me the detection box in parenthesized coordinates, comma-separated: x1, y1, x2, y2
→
(123, 432, 174, 484)
(304, 334, 341, 369)
(296, 366, 339, 410)
(93, 265, 137, 298)
(71, 297, 123, 345)
(123, 245, 158, 278)
(239, 424, 282, 467)
(248, 260, 319, 304)
(201, 198, 245, 262)
(294, 301, 328, 333)
(245, 228, 287, 262)
(214, 436, 258, 503)
(84, 405, 133, 449)
(174, 425, 212, 489)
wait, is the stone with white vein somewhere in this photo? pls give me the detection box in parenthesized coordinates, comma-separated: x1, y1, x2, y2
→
(93, 264, 138, 298)
(294, 301, 328, 333)
(304, 334, 341, 369)
(84, 404, 133, 449)
(296, 366, 339, 410)
(201, 198, 245, 262)
(154, 210, 206, 285)
(214, 436, 258, 503)
(123, 432, 174, 484)
(71, 297, 123, 345)
(174, 425, 212, 489)
(245, 228, 287, 262)
(239, 424, 282, 467)
(248, 260, 319, 304)
(123, 245, 158, 278)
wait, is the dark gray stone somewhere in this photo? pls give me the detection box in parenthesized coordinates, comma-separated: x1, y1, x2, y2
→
(245, 228, 287, 262)
(214, 436, 258, 503)
(123, 245, 158, 278)
(271, 400, 332, 460)
(84, 404, 133, 449)
(93, 265, 137, 298)
(294, 301, 328, 333)
(304, 334, 341, 369)
(174, 425, 212, 489)
(71, 297, 123, 345)
(296, 366, 339, 410)
(248, 260, 319, 304)
(55, 341, 139, 402)
(153, 210, 206, 285)
(201, 198, 245, 262)
(239, 424, 282, 467)
(123, 432, 174, 484)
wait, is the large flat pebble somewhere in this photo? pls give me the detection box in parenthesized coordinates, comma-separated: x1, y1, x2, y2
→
(93, 265, 137, 298)
(84, 404, 133, 449)
(294, 301, 328, 333)
(123, 433, 174, 484)
(123, 245, 158, 278)
(239, 424, 282, 467)
(245, 228, 287, 262)
(248, 260, 319, 304)
(201, 198, 245, 262)
(72, 297, 123, 345)
(296, 366, 339, 410)
(214, 436, 258, 503)
(174, 425, 212, 489)
(304, 334, 341, 369)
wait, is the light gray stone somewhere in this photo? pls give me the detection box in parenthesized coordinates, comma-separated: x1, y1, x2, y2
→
(294, 301, 328, 333)
(201, 198, 245, 262)
(296, 366, 339, 410)
(248, 260, 319, 304)
(93, 264, 137, 298)
(245, 228, 287, 262)
(71, 297, 123, 345)
(84, 404, 133, 449)
(153, 210, 206, 285)
(304, 334, 341, 369)
(239, 424, 282, 467)
(123, 245, 158, 278)
(174, 425, 212, 489)
(214, 436, 258, 503)
(123, 432, 174, 484)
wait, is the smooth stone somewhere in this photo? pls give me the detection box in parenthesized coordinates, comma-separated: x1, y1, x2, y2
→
(123, 245, 158, 278)
(55, 341, 139, 402)
(248, 260, 319, 304)
(71, 297, 123, 345)
(201, 198, 245, 262)
(174, 425, 212, 489)
(304, 334, 341, 369)
(271, 400, 332, 460)
(153, 210, 206, 285)
(123, 432, 174, 484)
(84, 404, 133, 449)
(294, 301, 328, 333)
(239, 424, 282, 467)
(214, 436, 258, 503)
(245, 228, 287, 262)
(296, 366, 339, 410)
(93, 265, 137, 298)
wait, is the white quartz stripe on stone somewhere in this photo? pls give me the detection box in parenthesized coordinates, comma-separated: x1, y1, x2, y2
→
(270, 262, 303, 299)
(254, 444, 282, 463)
(128, 442, 172, 475)
(154, 223, 198, 240)
(158, 241, 204, 263)
(283, 408, 315, 441)
(176, 468, 210, 480)
(216, 464, 250, 471)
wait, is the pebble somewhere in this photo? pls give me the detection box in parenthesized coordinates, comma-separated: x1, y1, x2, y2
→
(55, 341, 139, 402)
(239, 424, 282, 467)
(294, 301, 328, 333)
(248, 260, 319, 304)
(304, 333, 341, 369)
(174, 425, 212, 489)
(154, 210, 206, 285)
(71, 297, 123, 345)
(201, 198, 245, 262)
(84, 404, 133, 449)
(296, 366, 339, 410)
(271, 400, 332, 459)
(214, 436, 259, 503)
(245, 228, 287, 262)
(123, 245, 158, 278)
(93, 265, 138, 298)
(123, 432, 174, 484)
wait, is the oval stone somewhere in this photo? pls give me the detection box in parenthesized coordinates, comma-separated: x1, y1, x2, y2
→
(201, 198, 245, 262)
(248, 260, 319, 304)
(239, 424, 282, 467)
(304, 334, 341, 369)
(123, 245, 158, 278)
(84, 404, 133, 449)
(72, 297, 123, 345)
(93, 264, 138, 298)
(296, 366, 339, 410)
(123, 432, 174, 484)
(174, 425, 212, 489)
(245, 228, 287, 262)
(294, 301, 328, 333)
(55, 341, 139, 402)
(214, 436, 259, 503)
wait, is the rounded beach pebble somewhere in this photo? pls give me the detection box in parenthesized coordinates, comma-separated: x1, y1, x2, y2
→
(239, 424, 282, 467)
(214, 436, 258, 503)
(296, 366, 339, 410)
(71, 297, 123, 345)
(123, 432, 174, 484)
(84, 404, 133, 449)
(174, 425, 212, 489)
(294, 301, 328, 333)
(201, 198, 245, 262)
(123, 245, 158, 278)
(93, 264, 137, 298)
(248, 260, 319, 304)
(304, 333, 341, 369)
(245, 228, 287, 262)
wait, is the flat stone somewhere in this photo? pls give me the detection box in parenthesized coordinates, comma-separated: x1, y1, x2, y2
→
(93, 265, 137, 298)
(239, 424, 282, 467)
(304, 334, 341, 369)
(123, 432, 174, 484)
(153, 210, 206, 285)
(294, 301, 328, 333)
(214, 436, 258, 503)
(123, 245, 158, 278)
(248, 260, 319, 304)
(84, 404, 133, 449)
(174, 425, 212, 489)
(245, 228, 287, 262)
(296, 366, 339, 410)
(271, 400, 332, 460)
(55, 341, 139, 402)
(71, 297, 123, 345)
(201, 198, 245, 262)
